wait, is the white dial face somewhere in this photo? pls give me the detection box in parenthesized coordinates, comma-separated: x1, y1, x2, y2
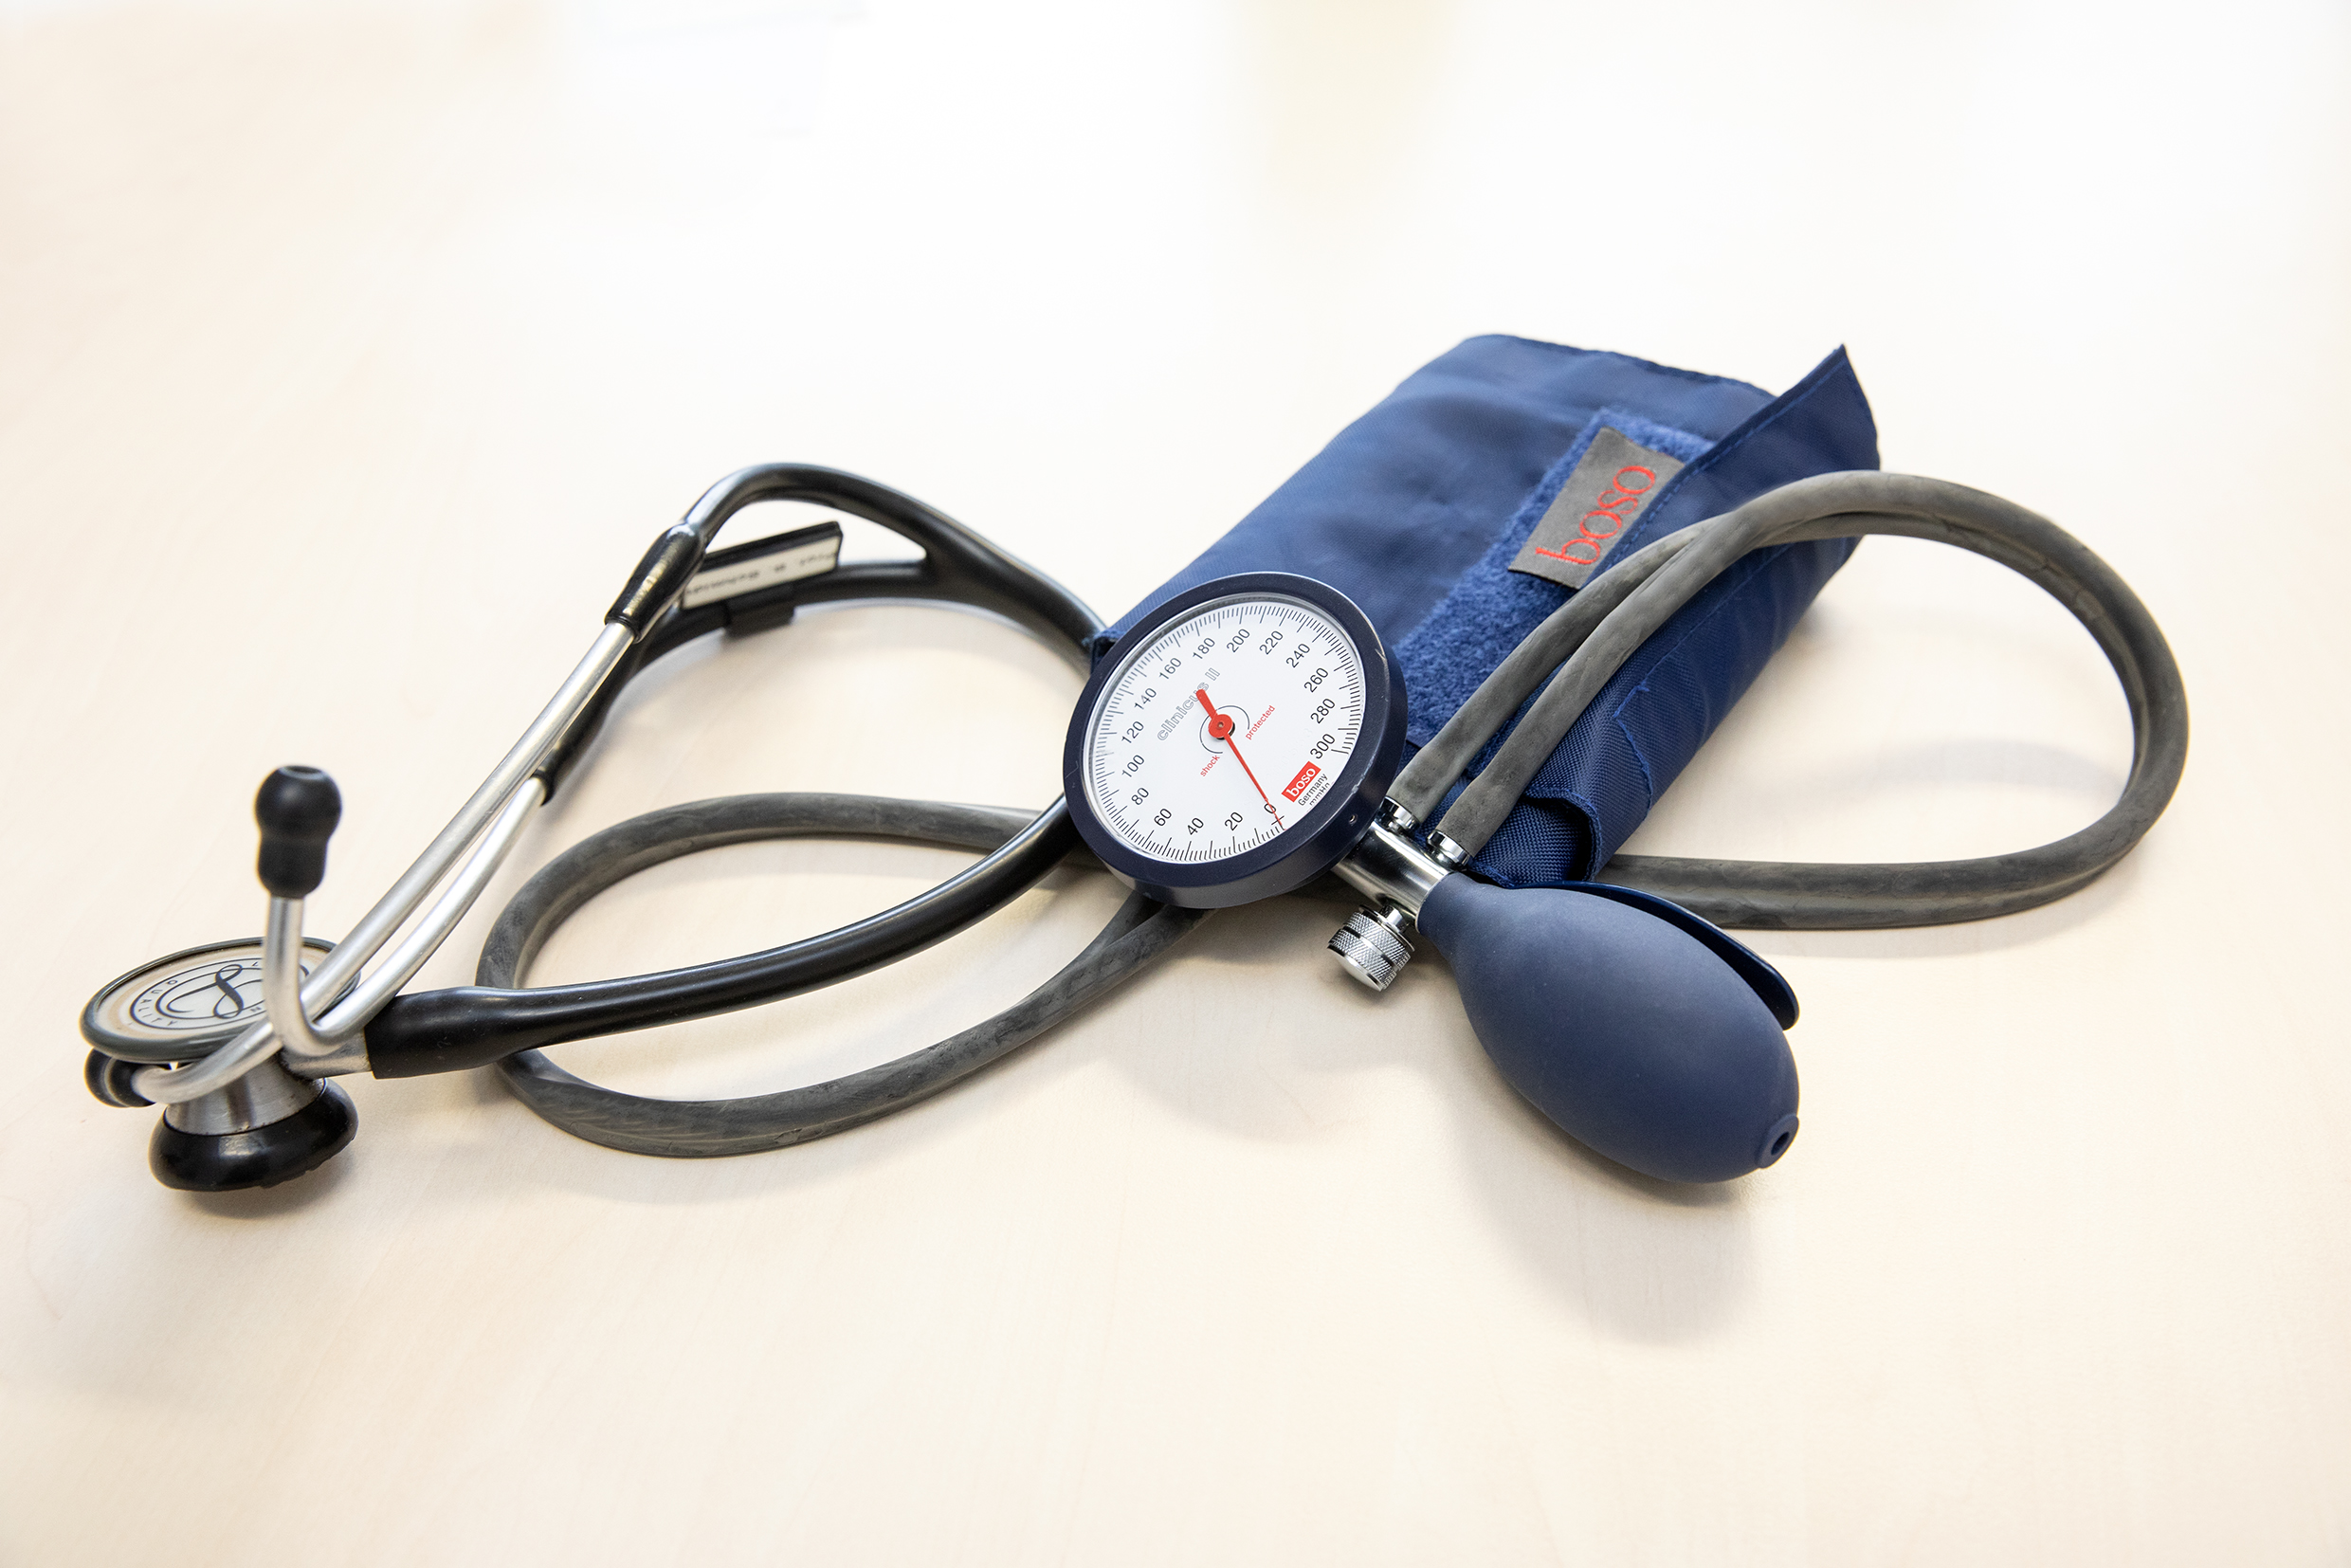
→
(1083, 593, 1367, 865)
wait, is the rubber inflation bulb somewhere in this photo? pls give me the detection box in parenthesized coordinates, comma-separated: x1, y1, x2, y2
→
(1416, 877, 1799, 1183)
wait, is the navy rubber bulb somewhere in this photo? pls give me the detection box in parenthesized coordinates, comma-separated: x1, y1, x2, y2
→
(1415, 876, 1801, 1183)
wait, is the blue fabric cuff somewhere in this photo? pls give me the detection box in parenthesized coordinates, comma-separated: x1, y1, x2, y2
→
(1100, 337, 1882, 886)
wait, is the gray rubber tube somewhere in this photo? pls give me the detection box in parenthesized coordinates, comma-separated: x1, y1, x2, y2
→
(1390, 525, 1704, 820)
(1399, 473, 2187, 929)
(483, 794, 1205, 1157)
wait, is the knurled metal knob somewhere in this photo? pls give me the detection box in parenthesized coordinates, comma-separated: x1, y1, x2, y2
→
(1329, 906, 1413, 992)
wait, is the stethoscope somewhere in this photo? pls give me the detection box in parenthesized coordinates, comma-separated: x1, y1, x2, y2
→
(79, 463, 2188, 1194)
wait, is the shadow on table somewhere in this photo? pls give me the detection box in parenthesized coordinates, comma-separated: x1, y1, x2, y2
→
(179, 1155, 356, 1219)
(1114, 894, 1761, 1346)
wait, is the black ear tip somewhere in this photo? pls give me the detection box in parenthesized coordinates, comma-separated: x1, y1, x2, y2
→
(148, 1082, 356, 1191)
(254, 765, 341, 836)
(255, 766, 342, 897)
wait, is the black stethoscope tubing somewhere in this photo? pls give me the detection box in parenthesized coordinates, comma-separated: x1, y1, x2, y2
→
(362, 464, 1103, 1077)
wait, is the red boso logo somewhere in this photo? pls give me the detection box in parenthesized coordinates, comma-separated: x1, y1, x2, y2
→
(1533, 464, 1658, 567)
(1282, 761, 1321, 802)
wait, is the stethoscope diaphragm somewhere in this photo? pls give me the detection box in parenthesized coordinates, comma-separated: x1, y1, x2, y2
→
(81, 937, 337, 1064)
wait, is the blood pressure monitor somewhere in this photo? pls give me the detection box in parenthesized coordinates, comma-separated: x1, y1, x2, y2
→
(1062, 573, 1408, 908)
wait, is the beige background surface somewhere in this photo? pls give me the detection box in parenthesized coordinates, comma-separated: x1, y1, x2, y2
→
(4, 1, 2347, 1563)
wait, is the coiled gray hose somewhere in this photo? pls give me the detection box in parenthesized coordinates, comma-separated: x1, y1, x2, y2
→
(485, 472, 2185, 1155)
(1393, 472, 2188, 927)
(487, 795, 1203, 1157)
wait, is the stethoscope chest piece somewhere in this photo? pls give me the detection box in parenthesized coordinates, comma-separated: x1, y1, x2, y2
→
(82, 936, 360, 1190)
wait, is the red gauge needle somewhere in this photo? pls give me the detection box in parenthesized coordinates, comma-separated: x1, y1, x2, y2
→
(1197, 687, 1285, 829)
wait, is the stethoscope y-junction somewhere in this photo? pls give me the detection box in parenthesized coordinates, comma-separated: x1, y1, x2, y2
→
(80, 452, 2187, 1194)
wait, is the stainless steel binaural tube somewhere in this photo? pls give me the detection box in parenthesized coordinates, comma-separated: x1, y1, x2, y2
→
(291, 779, 546, 1071)
(297, 622, 633, 998)
(262, 896, 334, 1060)
(131, 624, 632, 1104)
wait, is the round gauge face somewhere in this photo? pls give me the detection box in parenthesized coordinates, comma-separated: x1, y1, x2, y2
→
(81, 937, 336, 1063)
(1064, 573, 1406, 909)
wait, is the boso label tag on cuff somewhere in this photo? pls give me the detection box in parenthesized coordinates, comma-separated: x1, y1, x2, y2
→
(681, 520, 844, 610)
(1508, 427, 1686, 589)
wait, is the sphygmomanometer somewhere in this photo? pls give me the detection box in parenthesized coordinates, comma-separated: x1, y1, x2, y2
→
(79, 337, 2187, 1193)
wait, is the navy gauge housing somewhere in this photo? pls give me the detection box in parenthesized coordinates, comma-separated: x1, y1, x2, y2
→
(1063, 572, 1407, 909)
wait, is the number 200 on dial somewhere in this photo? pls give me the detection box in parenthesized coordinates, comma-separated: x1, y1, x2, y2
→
(1064, 574, 1408, 910)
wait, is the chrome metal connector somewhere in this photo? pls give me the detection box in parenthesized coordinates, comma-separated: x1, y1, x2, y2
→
(1426, 830, 1467, 870)
(1325, 800, 1467, 993)
(1332, 810, 1456, 921)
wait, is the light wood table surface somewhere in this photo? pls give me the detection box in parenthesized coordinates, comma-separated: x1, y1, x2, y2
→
(3, 2, 2346, 1562)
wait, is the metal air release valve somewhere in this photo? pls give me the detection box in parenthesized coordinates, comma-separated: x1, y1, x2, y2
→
(1326, 802, 1466, 992)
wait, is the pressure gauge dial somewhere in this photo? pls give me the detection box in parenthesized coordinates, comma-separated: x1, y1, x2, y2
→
(1064, 573, 1407, 908)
